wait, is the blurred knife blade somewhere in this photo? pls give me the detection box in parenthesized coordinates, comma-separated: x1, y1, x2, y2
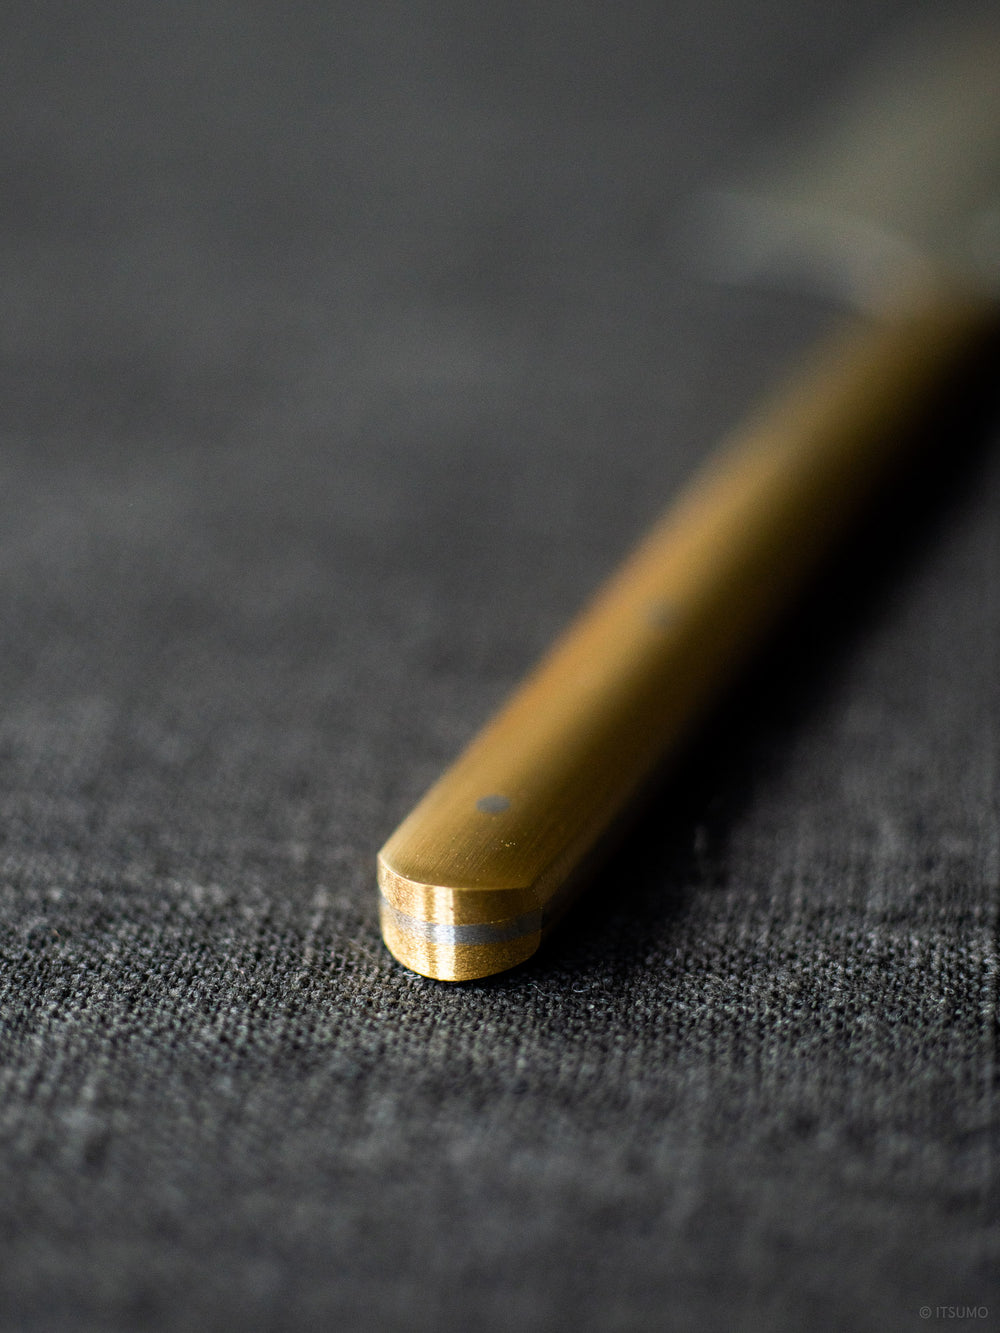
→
(699, 11, 1000, 314)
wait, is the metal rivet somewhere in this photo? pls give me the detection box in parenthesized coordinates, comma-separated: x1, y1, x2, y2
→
(476, 794, 511, 814)
(645, 600, 676, 629)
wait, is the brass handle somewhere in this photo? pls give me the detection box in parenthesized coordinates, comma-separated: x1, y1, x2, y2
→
(378, 298, 992, 981)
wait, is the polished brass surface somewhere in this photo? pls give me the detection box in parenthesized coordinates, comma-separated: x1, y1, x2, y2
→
(377, 298, 994, 980)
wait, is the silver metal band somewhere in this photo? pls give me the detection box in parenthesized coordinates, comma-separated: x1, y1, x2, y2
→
(378, 896, 542, 947)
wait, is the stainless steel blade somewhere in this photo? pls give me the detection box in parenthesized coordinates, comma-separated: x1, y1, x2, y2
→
(701, 11, 1000, 314)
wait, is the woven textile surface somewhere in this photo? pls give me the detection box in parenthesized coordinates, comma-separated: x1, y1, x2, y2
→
(2, 3, 998, 1329)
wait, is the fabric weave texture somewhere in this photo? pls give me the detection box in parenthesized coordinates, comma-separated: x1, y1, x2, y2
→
(1, 3, 997, 1330)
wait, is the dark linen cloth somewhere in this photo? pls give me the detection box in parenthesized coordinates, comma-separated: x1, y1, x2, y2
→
(2, 3, 997, 1329)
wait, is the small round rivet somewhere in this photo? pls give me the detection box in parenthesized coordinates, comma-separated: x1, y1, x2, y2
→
(476, 794, 511, 814)
(645, 600, 676, 630)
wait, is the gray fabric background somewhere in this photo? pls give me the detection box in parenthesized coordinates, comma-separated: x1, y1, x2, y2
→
(1, 3, 997, 1329)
